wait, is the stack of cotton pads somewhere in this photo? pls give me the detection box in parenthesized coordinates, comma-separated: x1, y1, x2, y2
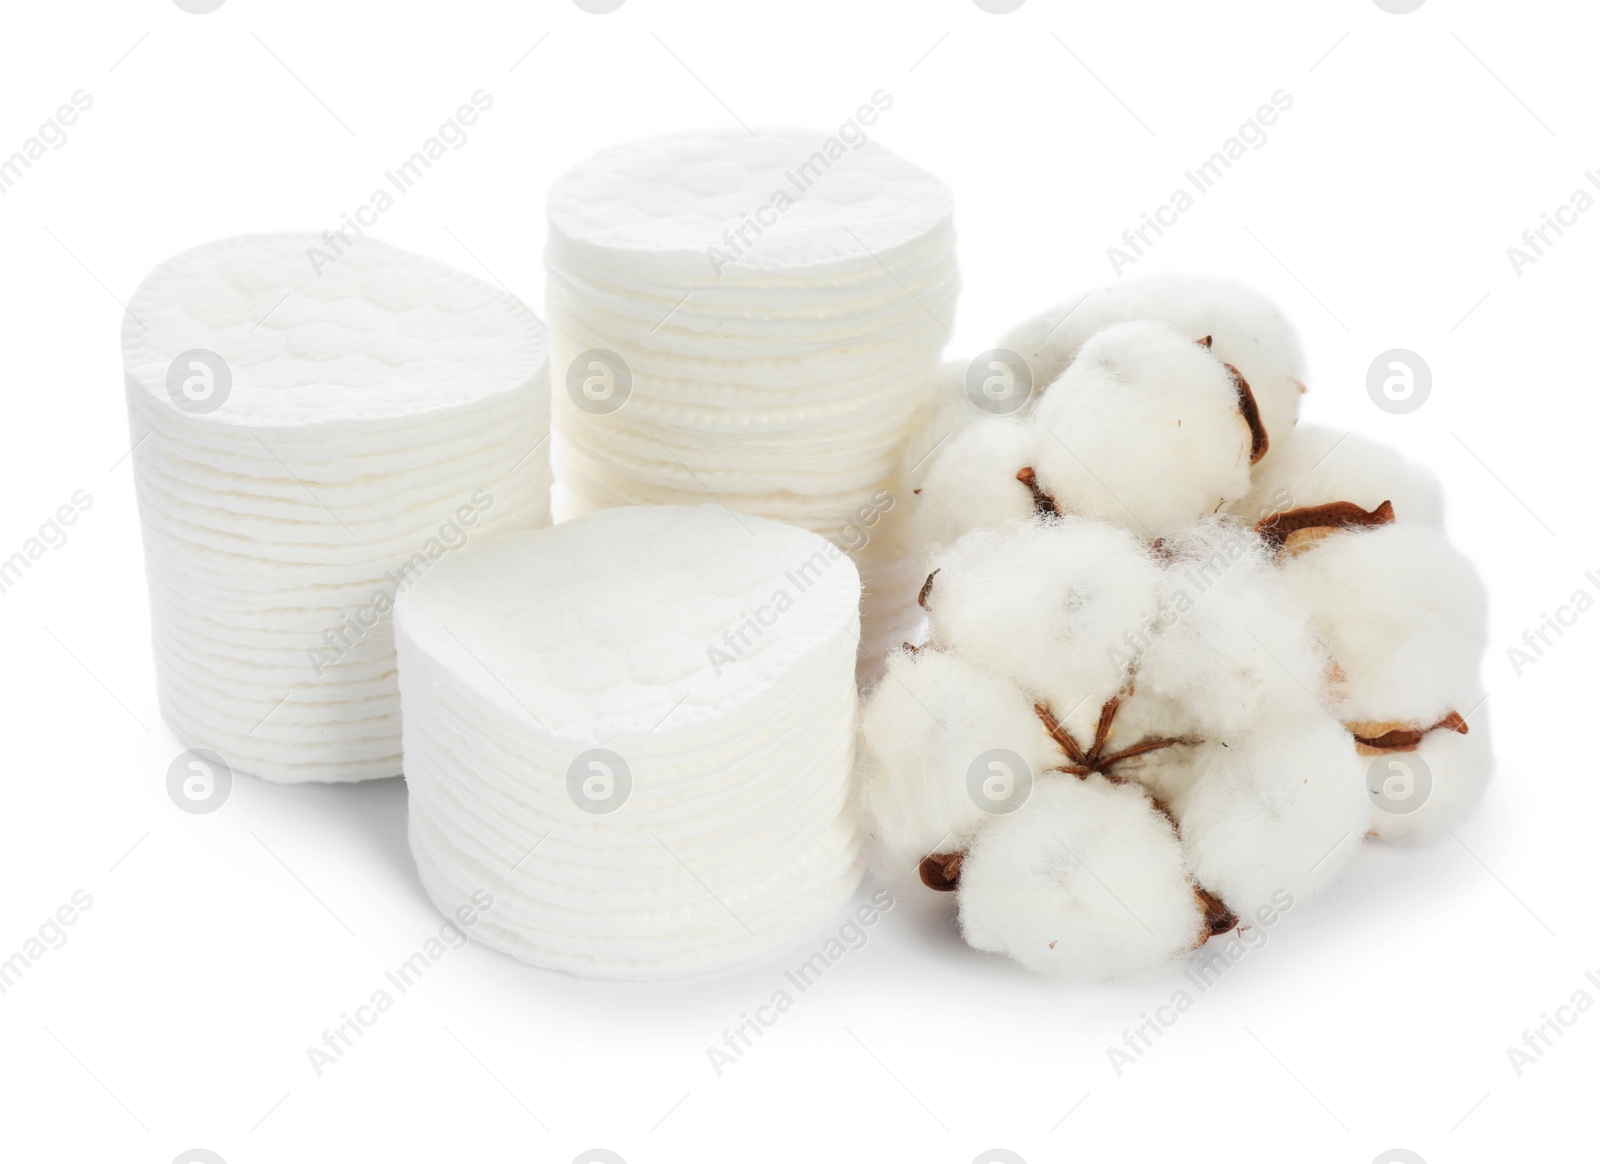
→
(396, 505, 866, 980)
(544, 129, 957, 555)
(122, 234, 551, 783)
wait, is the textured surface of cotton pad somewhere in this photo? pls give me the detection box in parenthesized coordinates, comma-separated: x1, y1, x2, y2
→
(546, 129, 957, 656)
(1029, 321, 1260, 538)
(547, 128, 952, 275)
(396, 505, 867, 980)
(997, 274, 1305, 455)
(1233, 424, 1446, 528)
(957, 775, 1206, 978)
(123, 233, 551, 783)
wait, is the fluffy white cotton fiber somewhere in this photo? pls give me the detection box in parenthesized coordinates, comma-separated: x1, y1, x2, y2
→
(958, 776, 1206, 979)
(1029, 321, 1261, 539)
(859, 648, 1056, 868)
(996, 274, 1305, 454)
(863, 273, 1491, 979)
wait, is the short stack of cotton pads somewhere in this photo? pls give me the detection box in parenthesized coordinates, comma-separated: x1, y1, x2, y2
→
(545, 129, 957, 652)
(122, 234, 551, 783)
(396, 504, 866, 980)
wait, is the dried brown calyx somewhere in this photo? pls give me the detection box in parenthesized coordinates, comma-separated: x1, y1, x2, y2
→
(1016, 466, 1062, 518)
(1196, 337, 1269, 466)
(918, 850, 963, 892)
(1033, 696, 1193, 780)
(1257, 499, 1395, 555)
(1194, 886, 1239, 940)
(917, 568, 939, 610)
(1349, 711, 1468, 755)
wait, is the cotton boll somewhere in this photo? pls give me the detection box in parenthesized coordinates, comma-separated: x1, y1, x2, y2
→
(1276, 523, 1487, 725)
(924, 517, 1164, 727)
(997, 275, 1305, 452)
(1233, 424, 1445, 529)
(911, 417, 1039, 550)
(1130, 518, 1334, 740)
(1364, 710, 1492, 843)
(900, 359, 987, 493)
(858, 647, 1059, 869)
(957, 775, 1209, 978)
(1030, 321, 1259, 539)
(1177, 716, 1370, 918)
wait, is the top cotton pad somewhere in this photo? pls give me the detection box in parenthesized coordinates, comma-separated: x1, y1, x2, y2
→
(396, 504, 867, 980)
(123, 233, 552, 783)
(545, 130, 957, 647)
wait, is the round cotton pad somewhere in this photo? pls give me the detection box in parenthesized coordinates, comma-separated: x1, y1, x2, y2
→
(395, 504, 867, 980)
(122, 233, 552, 783)
(545, 130, 957, 661)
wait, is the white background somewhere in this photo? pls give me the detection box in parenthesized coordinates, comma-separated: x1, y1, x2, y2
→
(1, 0, 1594, 1161)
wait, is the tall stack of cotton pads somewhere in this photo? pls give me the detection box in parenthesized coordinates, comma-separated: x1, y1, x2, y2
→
(544, 130, 957, 663)
(122, 234, 551, 783)
(396, 505, 865, 980)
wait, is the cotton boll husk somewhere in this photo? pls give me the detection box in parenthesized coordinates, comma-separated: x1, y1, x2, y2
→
(1176, 716, 1370, 918)
(858, 647, 1059, 869)
(957, 775, 1207, 978)
(1276, 523, 1487, 725)
(1030, 321, 1257, 539)
(924, 517, 1164, 729)
(1232, 424, 1445, 528)
(1364, 710, 1493, 844)
(997, 275, 1305, 453)
(1126, 517, 1334, 742)
(911, 417, 1038, 550)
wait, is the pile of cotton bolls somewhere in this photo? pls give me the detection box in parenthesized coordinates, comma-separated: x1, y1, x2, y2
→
(859, 275, 1490, 979)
